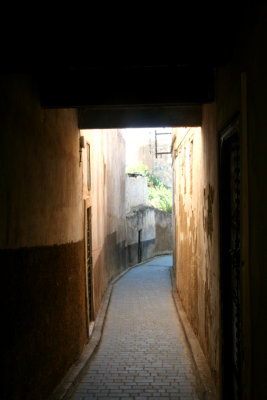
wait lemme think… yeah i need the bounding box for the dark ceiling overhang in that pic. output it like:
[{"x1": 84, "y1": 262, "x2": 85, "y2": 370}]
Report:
[
  {"x1": 39, "y1": 65, "x2": 211, "y2": 128},
  {"x1": 78, "y1": 105, "x2": 202, "y2": 129},
  {"x1": 39, "y1": 65, "x2": 214, "y2": 108},
  {"x1": 1, "y1": 2, "x2": 251, "y2": 128}
]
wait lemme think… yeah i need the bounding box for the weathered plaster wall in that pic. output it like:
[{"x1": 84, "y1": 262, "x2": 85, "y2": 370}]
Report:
[
  {"x1": 201, "y1": 106, "x2": 220, "y2": 385},
  {"x1": 103, "y1": 129, "x2": 127, "y2": 296},
  {"x1": 125, "y1": 174, "x2": 149, "y2": 213},
  {"x1": 0, "y1": 77, "x2": 83, "y2": 249},
  {"x1": 138, "y1": 142, "x2": 173, "y2": 188},
  {"x1": 138, "y1": 142, "x2": 155, "y2": 171},
  {"x1": 172, "y1": 125, "x2": 220, "y2": 386},
  {"x1": 154, "y1": 208, "x2": 173, "y2": 255},
  {"x1": 126, "y1": 205, "x2": 173, "y2": 265},
  {"x1": 125, "y1": 170, "x2": 173, "y2": 265},
  {"x1": 126, "y1": 205, "x2": 156, "y2": 265},
  {"x1": 0, "y1": 75, "x2": 87, "y2": 400},
  {"x1": 173, "y1": 7, "x2": 267, "y2": 398},
  {"x1": 153, "y1": 154, "x2": 173, "y2": 189},
  {"x1": 82, "y1": 129, "x2": 127, "y2": 317}
]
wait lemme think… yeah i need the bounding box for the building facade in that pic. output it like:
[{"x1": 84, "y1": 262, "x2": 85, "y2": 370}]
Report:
[
  {"x1": 81, "y1": 129, "x2": 127, "y2": 330},
  {"x1": 125, "y1": 173, "x2": 173, "y2": 266},
  {"x1": 172, "y1": 127, "x2": 220, "y2": 387}
]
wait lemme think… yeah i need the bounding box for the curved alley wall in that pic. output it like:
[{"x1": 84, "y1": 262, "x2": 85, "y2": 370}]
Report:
[
  {"x1": 82, "y1": 129, "x2": 127, "y2": 317},
  {"x1": 126, "y1": 205, "x2": 173, "y2": 266},
  {"x1": 126, "y1": 205, "x2": 156, "y2": 265}
]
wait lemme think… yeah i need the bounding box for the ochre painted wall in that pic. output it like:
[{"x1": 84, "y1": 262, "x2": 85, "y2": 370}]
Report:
[
  {"x1": 0, "y1": 77, "x2": 83, "y2": 249},
  {"x1": 1, "y1": 75, "x2": 87, "y2": 400},
  {"x1": 81, "y1": 129, "x2": 127, "y2": 317},
  {"x1": 172, "y1": 125, "x2": 220, "y2": 388}
]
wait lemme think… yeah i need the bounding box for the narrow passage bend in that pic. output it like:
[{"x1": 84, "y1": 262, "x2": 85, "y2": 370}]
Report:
[{"x1": 71, "y1": 256, "x2": 200, "y2": 400}]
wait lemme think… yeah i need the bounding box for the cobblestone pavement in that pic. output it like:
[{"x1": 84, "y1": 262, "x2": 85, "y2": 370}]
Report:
[{"x1": 70, "y1": 256, "x2": 200, "y2": 400}]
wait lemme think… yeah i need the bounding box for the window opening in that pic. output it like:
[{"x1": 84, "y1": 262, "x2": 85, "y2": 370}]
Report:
[{"x1": 155, "y1": 130, "x2": 172, "y2": 158}]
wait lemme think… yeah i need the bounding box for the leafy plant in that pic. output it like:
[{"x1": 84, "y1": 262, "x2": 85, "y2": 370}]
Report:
[
  {"x1": 148, "y1": 186, "x2": 172, "y2": 213},
  {"x1": 127, "y1": 163, "x2": 172, "y2": 213},
  {"x1": 127, "y1": 163, "x2": 149, "y2": 176}
]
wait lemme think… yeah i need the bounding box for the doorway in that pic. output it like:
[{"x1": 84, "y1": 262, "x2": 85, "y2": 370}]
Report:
[
  {"x1": 138, "y1": 229, "x2": 142, "y2": 263},
  {"x1": 219, "y1": 116, "x2": 242, "y2": 399},
  {"x1": 87, "y1": 207, "x2": 94, "y2": 325}
]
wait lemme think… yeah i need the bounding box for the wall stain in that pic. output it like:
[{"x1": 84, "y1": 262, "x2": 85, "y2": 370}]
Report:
[
  {"x1": 203, "y1": 184, "x2": 215, "y2": 240},
  {"x1": 174, "y1": 128, "x2": 221, "y2": 390}
]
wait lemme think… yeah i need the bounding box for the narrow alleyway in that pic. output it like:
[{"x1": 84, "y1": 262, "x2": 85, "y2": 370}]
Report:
[{"x1": 70, "y1": 256, "x2": 200, "y2": 400}]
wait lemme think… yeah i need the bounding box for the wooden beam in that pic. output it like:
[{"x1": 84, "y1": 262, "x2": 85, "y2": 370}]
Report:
[{"x1": 78, "y1": 105, "x2": 202, "y2": 129}]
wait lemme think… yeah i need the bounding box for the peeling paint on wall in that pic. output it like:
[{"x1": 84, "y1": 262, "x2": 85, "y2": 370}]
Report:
[
  {"x1": 203, "y1": 184, "x2": 215, "y2": 240},
  {"x1": 172, "y1": 123, "x2": 220, "y2": 389}
]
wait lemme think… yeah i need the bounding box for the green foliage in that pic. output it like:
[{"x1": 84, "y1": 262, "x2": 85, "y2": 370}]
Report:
[
  {"x1": 127, "y1": 163, "x2": 149, "y2": 176},
  {"x1": 127, "y1": 163, "x2": 173, "y2": 213},
  {"x1": 148, "y1": 186, "x2": 173, "y2": 213},
  {"x1": 147, "y1": 174, "x2": 163, "y2": 188}
]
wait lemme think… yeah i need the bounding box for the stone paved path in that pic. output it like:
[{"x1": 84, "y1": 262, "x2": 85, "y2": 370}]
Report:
[{"x1": 71, "y1": 256, "x2": 200, "y2": 399}]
